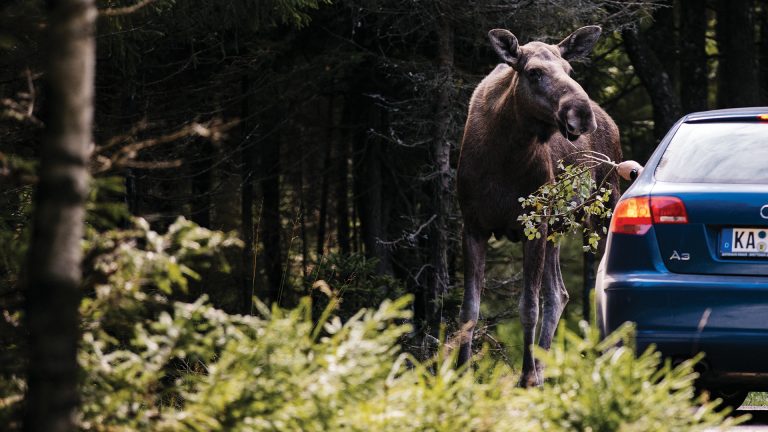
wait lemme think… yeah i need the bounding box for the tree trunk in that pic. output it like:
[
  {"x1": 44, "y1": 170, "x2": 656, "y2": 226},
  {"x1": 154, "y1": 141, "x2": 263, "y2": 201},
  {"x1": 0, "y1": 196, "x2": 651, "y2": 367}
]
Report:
[
  {"x1": 680, "y1": 0, "x2": 708, "y2": 113},
  {"x1": 351, "y1": 182, "x2": 360, "y2": 254},
  {"x1": 336, "y1": 99, "x2": 351, "y2": 256},
  {"x1": 348, "y1": 92, "x2": 364, "y2": 256},
  {"x1": 297, "y1": 114, "x2": 309, "y2": 280},
  {"x1": 24, "y1": 1, "x2": 95, "y2": 431},
  {"x1": 358, "y1": 92, "x2": 395, "y2": 277},
  {"x1": 355, "y1": 102, "x2": 392, "y2": 275},
  {"x1": 622, "y1": 26, "x2": 682, "y2": 142},
  {"x1": 427, "y1": 7, "x2": 455, "y2": 329},
  {"x1": 647, "y1": 2, "x2": 678, "y2": 91},
  {"x1": 121, "y1": 84, "x2": 140, "y2": 220},
  {"x1": 241, "y1": 76, "x2": 255, "y2": 314},
  {"x1": 316, "y1": 96, "x2": 334, "y2": 257},
  {"x1": 299, "y1": 180, "x2": 309, "y2": 279},
  {"x1": 758, "y1": 2, "x2": 768, "y2": 105},
  {"x1": 716, "y1": 0, "x2": 759, "y2": 108},
  {"x1": 260, "y1": 121, "x2": 283, "y2": 305},
  {"x1": 190, "y1": 140, "x2": 212, "y2": 228}
]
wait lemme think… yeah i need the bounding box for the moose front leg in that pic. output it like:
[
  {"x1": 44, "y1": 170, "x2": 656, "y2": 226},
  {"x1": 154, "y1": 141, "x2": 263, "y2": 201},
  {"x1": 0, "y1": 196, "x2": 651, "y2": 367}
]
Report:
[
  {"x1": 457, "y1": 228, "x2": 488, "y2": 366},
  {"x1": 519, "y1": 229, "x2": 547, "y2": 387},
  {"x1": 539, "y1": 241, "x2": 568, "y2": 353}
]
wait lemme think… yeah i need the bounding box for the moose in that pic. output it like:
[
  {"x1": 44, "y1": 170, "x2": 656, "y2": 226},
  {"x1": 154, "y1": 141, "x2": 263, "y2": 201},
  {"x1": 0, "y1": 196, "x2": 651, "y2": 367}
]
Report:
[{"x1": 456, "y1": 26, "x2": 621, "y2": 387}]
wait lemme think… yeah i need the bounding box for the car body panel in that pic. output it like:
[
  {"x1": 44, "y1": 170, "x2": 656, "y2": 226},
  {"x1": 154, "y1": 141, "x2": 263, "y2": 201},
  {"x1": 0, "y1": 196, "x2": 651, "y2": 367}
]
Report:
[
  {"x1": 596, "y1": 107, "x2": 768, "y2": 391},
  {"x1": 651, "y1": 182, "x2": 768, "y2": 276}
]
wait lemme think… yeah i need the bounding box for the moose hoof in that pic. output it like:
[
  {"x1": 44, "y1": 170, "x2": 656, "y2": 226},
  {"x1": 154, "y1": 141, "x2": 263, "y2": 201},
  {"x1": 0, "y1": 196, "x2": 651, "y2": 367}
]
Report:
[{"x1": 518, "y1": 370, "x2": 543, "y2": 388}]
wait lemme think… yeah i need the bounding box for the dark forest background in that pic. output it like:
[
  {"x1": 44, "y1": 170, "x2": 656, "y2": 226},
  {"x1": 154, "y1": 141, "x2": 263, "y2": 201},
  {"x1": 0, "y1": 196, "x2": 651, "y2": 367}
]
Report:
[{"x1": 1, "y1": 1, "x2": 768, "y2": 426}]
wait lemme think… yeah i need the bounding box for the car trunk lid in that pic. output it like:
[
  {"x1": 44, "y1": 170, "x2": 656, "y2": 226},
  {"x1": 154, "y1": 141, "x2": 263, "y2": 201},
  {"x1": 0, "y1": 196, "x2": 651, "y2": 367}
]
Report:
[{"x1": 651, "y1": 182, "x2": 768, "y2": 276}]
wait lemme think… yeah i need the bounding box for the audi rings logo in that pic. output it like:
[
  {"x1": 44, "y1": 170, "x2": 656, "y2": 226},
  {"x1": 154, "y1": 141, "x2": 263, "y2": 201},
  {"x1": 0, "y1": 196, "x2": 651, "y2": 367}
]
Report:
[{"x1": 761, "y1": 205, "x2": 768, "y2": 220}]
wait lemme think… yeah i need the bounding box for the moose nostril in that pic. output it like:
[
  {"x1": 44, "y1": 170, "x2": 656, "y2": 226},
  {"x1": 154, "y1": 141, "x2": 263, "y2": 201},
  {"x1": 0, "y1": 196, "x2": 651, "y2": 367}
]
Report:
[
  {"x1": 567, "y1": 122, "x2": 578, "y2": 132},
  {"x1": 580, "y1": 126, "x2": 588, "y2": 134}
]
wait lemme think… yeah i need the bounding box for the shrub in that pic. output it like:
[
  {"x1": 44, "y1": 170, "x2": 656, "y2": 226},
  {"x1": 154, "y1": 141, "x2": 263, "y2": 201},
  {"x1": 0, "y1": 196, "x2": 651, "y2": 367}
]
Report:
[
  {"x1": 0, "y1": 219, "x2": 744, "y2": 431},
  {"x1": 76, "y1": 297, "x2": 741, "y2": 431},
  {"x1": 306, "y1": 252, "x2": 405, "y2": 322},
  {"x1": 520, "y1": 321, "x2": 743, "y2": 431}
]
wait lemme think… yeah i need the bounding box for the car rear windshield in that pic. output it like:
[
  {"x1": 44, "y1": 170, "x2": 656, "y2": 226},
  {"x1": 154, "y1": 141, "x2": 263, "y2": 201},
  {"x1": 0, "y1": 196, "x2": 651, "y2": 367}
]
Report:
[{"x1": 655, "y1": 122, "x2": 768, "y2": 184}]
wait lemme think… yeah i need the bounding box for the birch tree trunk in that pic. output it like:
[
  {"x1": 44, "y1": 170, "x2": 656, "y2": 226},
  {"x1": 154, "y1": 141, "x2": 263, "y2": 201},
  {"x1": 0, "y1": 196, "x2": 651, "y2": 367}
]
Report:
[{"x1": 24, "y1": 0, "x2": 96, "y2": 430}]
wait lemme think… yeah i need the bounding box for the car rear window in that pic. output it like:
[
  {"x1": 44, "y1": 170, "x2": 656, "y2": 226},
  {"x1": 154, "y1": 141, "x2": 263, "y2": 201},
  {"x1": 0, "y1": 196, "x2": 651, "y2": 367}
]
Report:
[{"x1": 655, "y1": 122, "x2": 768, "y2": 184}]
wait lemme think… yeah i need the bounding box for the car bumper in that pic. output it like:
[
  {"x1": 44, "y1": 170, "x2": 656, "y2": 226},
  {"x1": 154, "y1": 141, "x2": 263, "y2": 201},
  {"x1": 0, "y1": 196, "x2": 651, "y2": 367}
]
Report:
[{"x1": 597, "y1": 271, "x2": 768, "y2": 386}]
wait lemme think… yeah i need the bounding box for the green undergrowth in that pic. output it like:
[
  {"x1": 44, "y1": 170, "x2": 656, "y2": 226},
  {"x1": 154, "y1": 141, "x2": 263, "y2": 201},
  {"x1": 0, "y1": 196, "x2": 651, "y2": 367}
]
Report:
[{"x1": 0, "y1": 219, "x2": 746, "y2": 431}]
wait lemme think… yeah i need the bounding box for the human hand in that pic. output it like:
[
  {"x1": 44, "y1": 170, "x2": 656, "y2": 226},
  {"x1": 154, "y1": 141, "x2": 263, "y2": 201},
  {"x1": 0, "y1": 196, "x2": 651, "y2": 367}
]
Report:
[{"x1": 617, "y1": 160, "x2": 644, "y2": 181}]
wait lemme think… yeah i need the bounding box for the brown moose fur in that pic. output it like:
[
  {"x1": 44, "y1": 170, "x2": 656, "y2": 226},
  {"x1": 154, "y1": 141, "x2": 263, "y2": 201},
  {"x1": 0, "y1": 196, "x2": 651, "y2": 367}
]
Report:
[{"x1": 456, "y1": 26, "x2": 621, "y2": 387}]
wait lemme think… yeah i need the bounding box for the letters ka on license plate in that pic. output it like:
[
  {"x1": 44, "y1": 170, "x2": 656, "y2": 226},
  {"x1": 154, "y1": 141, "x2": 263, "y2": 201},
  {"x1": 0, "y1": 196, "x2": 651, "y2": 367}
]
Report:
[{"x1": 721, "y1": 228, "x2": 768, "y2": 258}]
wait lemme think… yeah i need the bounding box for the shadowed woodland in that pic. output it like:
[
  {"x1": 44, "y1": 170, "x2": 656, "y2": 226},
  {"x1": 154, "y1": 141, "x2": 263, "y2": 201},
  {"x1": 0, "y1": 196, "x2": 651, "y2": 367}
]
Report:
[{"x1": 1, "y1": 0, "x2": 768, "y2": 430}]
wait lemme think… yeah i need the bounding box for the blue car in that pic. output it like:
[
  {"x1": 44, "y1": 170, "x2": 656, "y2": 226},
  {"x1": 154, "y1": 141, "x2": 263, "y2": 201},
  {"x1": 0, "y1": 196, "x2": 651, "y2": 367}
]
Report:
[{"x1": 595, "y1": 107, "x2": 768, "y2": 409}]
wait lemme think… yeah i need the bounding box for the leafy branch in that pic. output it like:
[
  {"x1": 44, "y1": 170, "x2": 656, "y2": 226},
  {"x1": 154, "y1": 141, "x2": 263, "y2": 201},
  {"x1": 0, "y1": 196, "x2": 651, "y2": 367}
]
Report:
[{"x1": 517, "y1": 151, "x2": 618, "y2": 251}]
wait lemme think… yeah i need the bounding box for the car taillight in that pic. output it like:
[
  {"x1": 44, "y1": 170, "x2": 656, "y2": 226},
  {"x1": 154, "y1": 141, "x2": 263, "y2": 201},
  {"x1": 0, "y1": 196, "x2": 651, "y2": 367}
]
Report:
[
  {"x1": 759, "y1": 114, "x2": 768, "y2": 121},
  {"x1": 610, "y1": 196, "x2": 688, "y2": 235},
  {"x1": 610, "y1": 197, "x2": 652, "y2": 235},
  {"x1": 650, "y1": 196, "x2": 688, "y2": 224}
]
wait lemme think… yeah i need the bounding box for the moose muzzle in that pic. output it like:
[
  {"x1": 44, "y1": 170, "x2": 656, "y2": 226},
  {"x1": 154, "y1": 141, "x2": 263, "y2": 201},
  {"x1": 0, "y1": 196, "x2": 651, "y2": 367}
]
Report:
[{"x1": 557, "y1": 98, "x2": 597, "y2": 139}]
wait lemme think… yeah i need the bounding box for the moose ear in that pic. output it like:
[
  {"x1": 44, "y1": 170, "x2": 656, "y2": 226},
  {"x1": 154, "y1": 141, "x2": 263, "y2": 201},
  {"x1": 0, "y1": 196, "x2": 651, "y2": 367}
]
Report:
[
  {"x1": 489, "y1": 29, "x2": 521, "y2": 67},
  {"x1": 558, "y1": 25, "x2": 601, "y2": 60}
]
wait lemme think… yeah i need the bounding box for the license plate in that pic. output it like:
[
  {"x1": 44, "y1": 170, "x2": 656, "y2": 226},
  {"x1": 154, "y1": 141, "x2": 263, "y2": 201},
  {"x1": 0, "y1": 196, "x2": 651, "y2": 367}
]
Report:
[{"x1": 721, "y1": 228, "x2": 768, "y2": 258}]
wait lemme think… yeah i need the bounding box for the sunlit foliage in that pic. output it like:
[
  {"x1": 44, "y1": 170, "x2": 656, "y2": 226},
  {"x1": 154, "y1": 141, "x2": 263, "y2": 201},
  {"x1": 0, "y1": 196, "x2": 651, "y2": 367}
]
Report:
[{"x1": 0, "y1": 219, "x2": 741, "y2": 431}]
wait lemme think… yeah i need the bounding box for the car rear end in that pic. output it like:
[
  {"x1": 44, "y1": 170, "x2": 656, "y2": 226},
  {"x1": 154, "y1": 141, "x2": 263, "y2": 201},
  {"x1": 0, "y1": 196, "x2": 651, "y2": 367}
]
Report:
[{"x1": 596, "y1": 108, "x2": 768, "y2": 392}]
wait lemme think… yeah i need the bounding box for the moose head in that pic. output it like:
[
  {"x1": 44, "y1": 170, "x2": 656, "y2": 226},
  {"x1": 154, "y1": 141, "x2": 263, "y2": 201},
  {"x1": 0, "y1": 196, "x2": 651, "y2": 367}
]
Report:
[{"x1": 488, "y1": 26, "x2": 602, "y2": 140}]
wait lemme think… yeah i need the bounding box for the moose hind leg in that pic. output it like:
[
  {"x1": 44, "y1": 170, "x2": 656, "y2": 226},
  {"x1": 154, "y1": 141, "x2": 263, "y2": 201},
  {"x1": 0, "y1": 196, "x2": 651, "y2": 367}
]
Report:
[
  {"x1": 519, "y1": 234, "x2": 546, "y2": 387},
  {"x1": 457, "y1": 228, "x2": 488, "y2": 366}
]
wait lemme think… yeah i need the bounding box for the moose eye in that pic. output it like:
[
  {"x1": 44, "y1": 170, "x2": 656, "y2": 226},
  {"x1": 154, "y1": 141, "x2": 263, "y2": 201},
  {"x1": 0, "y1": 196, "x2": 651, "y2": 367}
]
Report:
[{"x1": 527, "y1": 69, "x2": 543, "y2": 82}]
